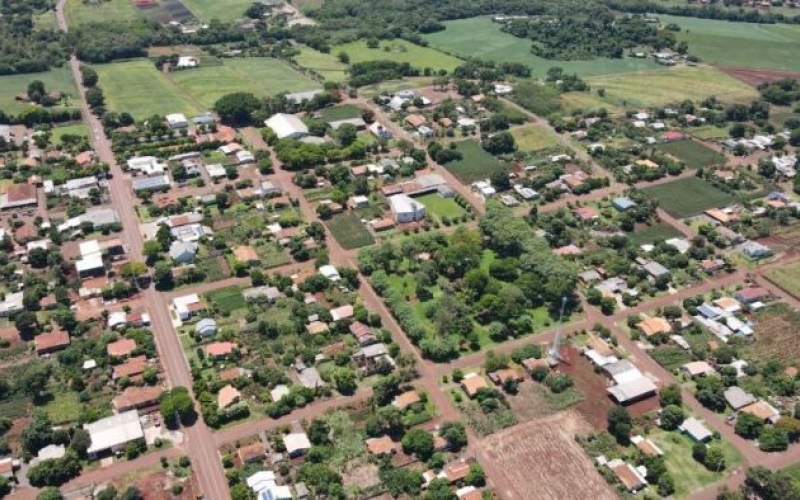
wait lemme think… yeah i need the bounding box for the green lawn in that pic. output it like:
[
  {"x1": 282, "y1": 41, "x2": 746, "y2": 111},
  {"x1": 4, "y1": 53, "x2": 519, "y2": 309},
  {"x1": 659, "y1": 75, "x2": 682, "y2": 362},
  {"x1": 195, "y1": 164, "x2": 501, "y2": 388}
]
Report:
[
  {"x1": 170, "y1": 58, "x2": 320, "y2": 109},
  {"x1": 649, "y1": 430, "x2": 742, "y2": 498},
  {"x1": 643, "y1": 177, "x2": 735, "y2": 217},
  {"x1": 51, "y1": 123, "x2": 89, "y2": 144},
  {"x1": 326, "y1": 212, "x2": 375, "y2": 250},
  {"x1": 415, "y1": 193, "x2": 465, "y2": 221},
  {"x1": 333, "y1": 39, "x2": 464, "y2": 73},
  {"x1": 424, "y1": 17, "x2": 660, "y2": 78},
  {"x1": 93, "y1": 59, "x2": 201, "y2": 119},
  {"x1": 180, "y1": 0, "x2": 254, "y2": 22},
  {"x1": 65, "y1": 0, "x2": 142, "y2": 27},
  {"x1": 443, "y1": 140, "x2": 509, "y2": 184},
  {"x1": 0, "y1": 67, "x2": 79, "y2": 114},
  {"x1": 317, "y1": 104, "x2": 362, "y2": 122},
  {"x1": 662, "y1": 14, "x2": 800, "y2": 71},
  {"x1": 44, "y1": 391, "x2": 82, "y2": 425},
  {"x1": 207, "y1": 287, "x2": 246, "y2": 315},
  {"x1": 627, "y1": 223, "x2": 683, "y2": 246},
  {"x1": 294, "y1": 46, "x2": 348, "y2": 82},
  {"x1": 689, "y1": 125, "x2": 731, "y2": 141},
  {"x1": 511, "y1": 124, "x2": 561, "y2": 152},
  {"x1": 657, "y1": 140, "x2": 726, "y2": 169}
]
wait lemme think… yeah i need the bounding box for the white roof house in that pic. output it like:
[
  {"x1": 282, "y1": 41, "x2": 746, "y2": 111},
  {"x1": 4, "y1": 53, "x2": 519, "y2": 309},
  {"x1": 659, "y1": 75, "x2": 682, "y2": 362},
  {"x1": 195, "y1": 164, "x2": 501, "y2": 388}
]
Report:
[
  {"x1": 195, "y1": 318, "x2": 217, "y2": 338},
  {"x1": 172, "y1": 293, "x2": 201, "y2": 321},
  {"x1": 107, "y1": 311, "x2": 128, "y2": 330},
  {"x1": 166, "y1": 113, "x2": 189, "y2": 129},
  {"x1": 176, "y1": 56, "x2": 199, "y2": 68},
  {"x1": 76, "y1": 253, "x2": 105, "y2": 277},
  {"x1": 127, "y1": 156, "x2": 166, "y2": 175},
  {"x1": 271, "y1": 384, "x2": 290, "y2": 402},
  {"x1": 388, "y1": 194, "x2": 425, "y2": 224},
  {"x1": 680, "y1": 417, "x2": 712, "y2": 442},
  {"x1": 264, "y1": 113, "x2": 309, "y2": 140},
  {"x1": 607, "y1": 377, "x2": 657, "y2": 404},
  {"x1": 318, "y1": 265, "x2": 340, "y2": 281},
  {"x1": 206, "y1": 164, "x2": 227, "y2": 179},
  {"x1": 84, "y1": 410, "x2": 144, "y2": 455},
  {"x1": 0, "y1": 292, "x2": 24, "y2": 316},
  {"x1": 283, "y1": 432, "x2": 312, "y2": 457},
  {"x1": 246, "y1": 471, "x2": 292, "y2": 500}
]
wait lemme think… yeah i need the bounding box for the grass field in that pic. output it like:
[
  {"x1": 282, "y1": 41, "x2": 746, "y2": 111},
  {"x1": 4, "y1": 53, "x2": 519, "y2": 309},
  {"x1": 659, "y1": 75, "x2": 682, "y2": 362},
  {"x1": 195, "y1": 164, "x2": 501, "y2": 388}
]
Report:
[
  {"x1": 317, "y1": 105, "x2": 362, "y2": 122},
  {"x1": 560, "y1": 92, "x2": 624, "y2": 115},
  {"x1": 180, "y1": 0, "x2": 254, "y2": 22},
  {"x1": 44, "y1": 391, "x2": 82, "y2": 425},
  {"x1": 444, "y1": 140, "x2": 509, "y2": 184},
  {"x1": 511, "y1": 124, "x2": 561, "y2": 152},
  {"x1": 662, "y1": 14, "x2": 800, "y2": 72},
  {"x1": 170, "y1": 58, "x2": 319, "y2": 109},
  {"x1": 51, "y1": 123, "x2": 89, "y2": 144},
  {"x1": 627, "y1": 223, "x2": 683, "y2": 246},
  {"x1": 689, "y1": 125, "x2": 731, "y2": 140},
  {"x1": 0, "y1": 67, "x2": 79, "y2": 114},
  {"x1": 294, "y1": 46, "x2": 348, "y2": 82},
  {"x1": 94, "y1": 60, "x2": 201, "y2": 118},
  {"x1": 65, "y1": 0, "x2": 142, "y2": 27},
  {"x1": 583, "y1": 66, "x2": 759, "y2": 109},
  {"x1": 33, "y1": 10, "x2": 58, "y2": 31},
  {"x1": 358, "y1": 78, "x2": 435, "y2": 98},
  {"x1": 644, "y1": 177, "x2": 735, "y2": 217},
  {"x1": 765, "y1": 262, "x2": 800, "y2": 300},
  {"x1": 333, "y1": 39, "x2": 463, "y2": 73},
  {"x1": 414, "y1": 193, "x2": 465, "y2": 221},
  {"x1": 425, "y1": 17, "x2": 659, "y2": 78},
  {"x1": 657, "y1": 140, "x2": 726, "y2": 169},
  {"x1": 207, "y1": 287, "x2": 246, "y2": 315},
  {"x1": 326, "y1": 212, "x2": 375, "y2": 250}
]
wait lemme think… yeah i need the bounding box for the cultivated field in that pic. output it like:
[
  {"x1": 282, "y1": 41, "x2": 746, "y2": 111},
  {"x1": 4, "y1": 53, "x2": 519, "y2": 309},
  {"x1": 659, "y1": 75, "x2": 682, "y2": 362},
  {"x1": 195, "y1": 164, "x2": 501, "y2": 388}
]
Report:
[
  {"x1": 444, "y1": 140, "x2": 508, "y2": 184},
  {"x1": 94, "y1": 60, "x2": 201, "y2": 118},
  {"x1": 181, "y1": 0, "x2": 254, "y2": 22},
  {"x1": 747, "y1": 303, "x2": 800, "y2": 364},
  {"x1": 425, "y1": 17, "x2": 660, "y2": 78},
  {"x1": 511, "y1": 124, "x2": 561, "y2": 152},
  {"x1": 0, "y1": 67, "x2": 79, "y2": 114},
  {"x1": 481, "y1": 411, "x2": 617, "y2": 500},
  {"x1": 65, "y1": 0, "x2": 142, "y2": 27},
  {"x1": 627, "y1": 223, "x2": 683, "y2": 246},
  {"x1": 643, "y1": 177, "x2": 735, "y2": 217},
  {"x1": 332, "y1": 39, "x2": 463, "y2": 73},
  {"x1": 584, "y1": 66, "x2": 759, "y2": 109},
  {"x1": 294, "y1": 46, "x2": 348, "y2": 82},
  {"x1": 206, "y1": 287, "x2": 246, "y2": 315},
  {"x1": 662, "y1": 14, "x2": 800, "y2": 72},
  {"x1": 657, "y1": 140, "x2": 726, "y2": 169},
  {"x1": 326, "y1": 212, "x2": 375, "y2": 250}
]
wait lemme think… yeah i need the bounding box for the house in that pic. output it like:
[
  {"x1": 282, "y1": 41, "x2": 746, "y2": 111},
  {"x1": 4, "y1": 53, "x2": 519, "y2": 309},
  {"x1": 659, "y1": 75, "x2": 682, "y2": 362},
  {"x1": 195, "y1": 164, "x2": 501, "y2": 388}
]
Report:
[
  {"x1": 166, "y1": 113, "x2": 189, "y2": 129},
  {"x1": 607, "y1": 377, "x2": 657, "y2": 405},
  {"x1": 296, "y1": 366, "x2": 324, "y2": 389},
  {"x1": 353, "y1": 343, "x2": 394, "y2": 375},
  {"x1": 84, "y1": 410, "x2": 145, "y2": 457},
  {"x1": 195, "y1": 318, "x2": 217, "y2": 338},
  {"x1": 330, "y1": 305, "x2": 353, "y2": 322},
  {"x1": 522, "y1": 357, "x2": 550, "y2": 375},
  {"x1": 488, "y1": 368, "x2": 523, "y2": 386},
  {"x1": 349, "y1": 195, "x2": 369, "y2": 209},
  {"x1": 460, "y1": 373, "x2": 489, "y2": 398},
  {"x1": 701, "y1": 259, "x2": 726, "y2": 273},
  {"x1": 113, "y1": 355, "x2": 147, "y2": 380},
  {"x1": 112, "y1": 386, "x2": 163, "y2": 414},
  {"x1": 176, "y1": 56, "x2": 198, "y2": 68},
  {"x1": 392, "y1": 390, "x2": 421, "y2": 410},
  {"x1": 442, "y1": 460, "x2": 471, "y2": 483},
  {"x1": 631, "y1": 435, "x2": 663, "y2": 456},
  {"x1": 270, "y1": 385, "x2": 290, "y2": 402},
  {"x1": 662, "y1": 131, "x2": 685, "y2": 142},
  {"x1": 638, "y1": 317, "x2": 672, "y2": 338},
  {"x1": 318, "y1": 264, "x2": 340, "y2": 281},
  {"x1": 0, "y1": 292, "x2": 24, "y2": 317},
  {"x1": 238, "y1": 443, "x2": 264, "y2": 464},
  {"x1": 169, "y1": 240, "x2": 198, "y2": 263},
  {"x1": 681, "y1": 360, "x2": 716, "y2": 378},
  {"x1": 405, "y1": 114, "x2": 427, "y2": 129},
  {"x1": 612, "y1": 197, "x2": 637, "y2": 211},
  {"x1": 740, "y1": 400, "x2": 781, "y2": 424},
  {"x1": 365, "y1": 435, "x2": 396, "y2": 456},
  {"x1": 264, "y1": 113, "x2": 309, "y2": 140},
  {"x1": 132, "y1": 175, "x2": 171, "y2": 192},
  {"x1": 574, "y1": 206, "x2": 599, "y2": 222},
  {"x1": 205, "y1": 341, "x2": 236, "y2": 358},
  {"x1": 741, "y1": 241, "x2": 772, "y2": 260},
  {"x1": 285, "y1": 89, "x2": 322, "y2": 104},
  {"x1": 34, "y1": 331, "x2": 71, "y2": 355},
  {"x1": 389, "y1": 194, "x2": 425, "y2": 223},
  {"x1": 679, "y1": 417, "x2": 712, "y2": 442},
  {"x1": 217, "y1": 384, "x2": 242, "y2": 409},
  {"x1": 349, "y1": 321, "x2": 376, "y2": 346},
  {"x1": 283, "y1": 432, "x2": 311, "y2": 458},
  {"x1": 172, "y1": 294, "x2": 205, "y2": 320},
  {"x1": 107, "y1": 338, "x2": 137, "y2": 358},
  {"x1": 0, "y1": 183, "x2": 37, "y2": 210},
  {"x1": 724, "y1": 386, "x2": 755, "y2": 411},
  {"x1": 666, "y1": 237, "x2": 691, "y2": 255},
  {"x1": 305, "y1": 321, "x2": 329, "y2": 335},
  {"x1": 714, "y1": 297, "x2": 741, "y2": 313},
  {"x1": 607, "y1": 459, "x2": 647, "y2": 492},
  {"x1": 127, "y1": 156, "x2": 166, "y2": 175},
  {"x1": 236, "y1": 150, "x2": 255, "y2": 164},
  {"x1": 735, "y1": 287, "x2": 768, "y2": 304},
  {"x1": 233, "y1": 245, "x2": 259, "y2": 264},
  {"x1": 328, "y1": 117, "x2": 367, "y2": 130},
  {"x1": 247, "y1": 471, "x2": 292, "y2": 500},
  {"x1": 643, "y1": 260, "x2": 670, "y2": 279},
  {"x1": 368, "y1": 121, "x2": 393, "y2": 140},
  {"x1": 553, "y1": 244, "x2": 581, "y2": 256}
]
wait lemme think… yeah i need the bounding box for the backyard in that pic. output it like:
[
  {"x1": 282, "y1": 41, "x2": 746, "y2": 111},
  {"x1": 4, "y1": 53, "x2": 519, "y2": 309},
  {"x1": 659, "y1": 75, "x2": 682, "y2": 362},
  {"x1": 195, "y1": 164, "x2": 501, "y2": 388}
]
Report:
[
  {"x1": 511, "y1": 124, "x2": 561, "y2": 152},
  {"x1": 332, "y1": 39, "x2": 464, "y2": 73},
  {"x1": 657, "y1": 140, "x2": 726, "y2": 169},
  {"x1": 326, "y1": 212, "x2": 376, "y2": 250},
  {"x1": 51, "y1": 123, "x2": 89, "y2": 144},
  {"x1": 643, "y1": 177, "x2": 735, "y2": 218},
  {"x1": 443, "y1": 140, "x2": 509, "y2": 184},
  {"x1": 317, "y1": 105, "x2": 363, "y2": 122}
]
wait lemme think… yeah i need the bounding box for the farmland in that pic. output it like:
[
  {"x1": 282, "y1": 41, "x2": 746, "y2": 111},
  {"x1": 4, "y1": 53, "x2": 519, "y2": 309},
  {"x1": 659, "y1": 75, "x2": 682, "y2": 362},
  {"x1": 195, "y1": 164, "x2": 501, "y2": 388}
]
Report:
[
  {"x1": 65, "y1": 0, "x2": 141, "y2": 27},
  {"x1": 643, "y1": 177, "x2": 735, "y2": 218},
  {"x1": 746, "y1": 304, "x2": 800, "y2": 364},
  {"x1": 181, "y1": 0, "x2": 254, "y2": 22},
  {"x1": 443, "y1": 140, "x2": 509, "y2": 184},
  {"x1": 424, "y1": 17, "x2": 660, "y2": 78},
  {"x1": 93, "y1": 60, "x2": 201, "y2": 119},
  {"x1": 326, "y1": 212, "x2": 375, "y2": 250},
  {"x1": 332, "y1": 39, "x2": 464, "y2": 73},
  {"x1": 626, "y1": 223, "x2": 683, "y2": 246},
  {"x1": 661, "y1": 15, "x2": 800, "y2": 72},
  {"x1": 481, "y1": 411, "x2": 617, "y2": 500},
  {"x1": 0, "y1": 67, "x2": 79, "y2": 114},
  {"x1": 294, "y1": 47, "x2": 348, "y2": 82},
  {"x1": 657, "y1": 140, "x2": 726, "y2": 169},
  {"x1": 206, "y1": 287, "x2": 246, "y2": 315},
  {"x1": 511, "y1": 124, "x2": 561, "y2": 152},
  {"x1": 316, "y1": 104, "x2": 362, "y2": 122}
]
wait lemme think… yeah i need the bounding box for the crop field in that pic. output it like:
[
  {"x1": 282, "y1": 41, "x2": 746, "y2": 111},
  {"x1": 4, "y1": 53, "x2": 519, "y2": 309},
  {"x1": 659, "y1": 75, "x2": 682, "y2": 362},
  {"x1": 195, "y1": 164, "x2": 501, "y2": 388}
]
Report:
[
  {"x1": 627, "y1": 223, "x2": 683, "y2": 246},
  {"x1": 317, "y1": 104, "x2": 362, "y2": 122},
  {"x1": 207, "y1": 287, "x2": 246, "y2": 315},
  {"x1": 585, "y1": 66, "x2": 759, "y2": 109},
  {"x1": 332, "y1": 39, "x2": 464, "y2": 73},
  {"x1": 326, "y1": 212, "x2": 375, "y2": 250},
  {"x1": 746, "y1": 303, "x2": 800, "y2": 363},
  {"x1": 481, "y1": 411, "x2": 617, "y2": 500},
  {"x1": 65, "y1": 0, "x2": 142, "y2": 27},
  {"x1": 94, "y1": 60, "x2": 201, "y2": 118},
  {"x1": 661, "y1": 15, "x2": 800, "y2": 72},
  {"x1": 444, "y1": 140, "x2": 509, "y2": 184},
  {"x1": 0, "y1": 67, "x2": 79, "y2": 114},
  {"x1": 294, "y1": 46, "x2": 348, "y2": 82},
  {"x1": 170, "y1": 58, "x2": 319, "y2": 109},
  {"x1": 657, "y1": 140, "x2": 726, "y2": 169},
  {"x1": 425, "y1": 17, "x2": 659, "y2": 78},
  {"x1": 414, "y1": 193, "x2": 465, "y2": 221},
  {"x1": 181, "y1": 0, "x2": 254, "y2": 22},
  {"x1": 511, "y1": 124, "x2": 561, "y2": 152},
  {"x1": 643, "y1": 177, "x2": 735, "y2": 217}
]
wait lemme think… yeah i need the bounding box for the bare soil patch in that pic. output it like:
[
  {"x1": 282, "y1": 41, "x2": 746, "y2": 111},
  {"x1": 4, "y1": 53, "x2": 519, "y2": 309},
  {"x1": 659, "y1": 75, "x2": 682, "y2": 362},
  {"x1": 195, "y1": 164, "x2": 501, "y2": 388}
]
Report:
[
  {"x1": 481, "y1": 411, "x2": 617, "y2": 500},
  {"x1": 506, "y1": 380, "x2": 560, "y2": 421},
  {"x1": 342, "y1": 460, "x2": 381, "y2": 491},
  {"x1": 721, "y1": 67, "x2": 800, "y2": 87}
]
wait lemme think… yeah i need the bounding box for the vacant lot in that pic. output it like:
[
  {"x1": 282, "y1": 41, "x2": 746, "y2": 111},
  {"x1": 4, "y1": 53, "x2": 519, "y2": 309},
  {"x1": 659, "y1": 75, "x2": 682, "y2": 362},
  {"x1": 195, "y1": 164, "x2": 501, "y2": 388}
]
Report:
[
  {"x1": 627, "y1": 223, "x2": 683, "y2": 246},
  {"x1": 94, "y1": 60, "x2": 201, "y2": 118},
  {"x1": 294, "y1": 46, "x2": 348, "y2": 82},
  {"x1": 207, "y1": 287, "x2": 246, "y2": 315},
  {"x1": 317, "y1": 104, "x2": 362, "y2": 122},
  {"x1": 326, "y1": 212, "x2": 375, "y2": 250},
  {"x1": 583, "y1": 66, "x2": 759, "y2": 109},
  {"x1": 746, "y1": 303, "x2": 800, "y2": 364},
  {"x1": 444, "y1": 140, "x2": 508, "y2": 184},
  {"x1": 511, "y1": 124, "x2": 561, "y2": 152},
  {"x1": 689, "y1": 125, "x2": 731, "y2": 140},
  {"x1": 65, "y1": 0, "x2": 141, "y2": 27},
  {"x1": 0, "y1": 67, "x2": 78, "y2": 114},
  {"x1": 662, "y1": 14, "x2": 800, "y2": 72},
  {"x1": 658, "y1": 140, "x2": 726, "y2": 169},
  {"x1": 481, "y1": 411, "x2": 617, "y2": 500},
  {"x1": 425, "y1": 17, "x2": 658, "y2": 78},
  {"x1": 52, "y1": 123, "x2": 89, "y2": 144},
  {"x1": 644, "y1": 177, "x2": 735, "y2": 217},
  {"x1": 415, "y1": 193, "x2": 465, "y2": 221},
  {"x1": 181, "y1": 0, "x2": 254, "y2": 22},
  {"x1": 333, "y1": 39, "x2": 463, "y2": 73}
]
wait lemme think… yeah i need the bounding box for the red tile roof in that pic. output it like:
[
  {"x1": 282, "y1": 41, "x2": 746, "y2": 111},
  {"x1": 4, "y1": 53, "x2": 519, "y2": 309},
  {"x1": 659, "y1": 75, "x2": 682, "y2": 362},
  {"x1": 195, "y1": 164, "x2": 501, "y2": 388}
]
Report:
[
  {"x1": 107, "y1": 338, "x2": 137, "y2": 357},
  {"x1": 34, "y1": 331, "x2": 70, "y2": 354}
]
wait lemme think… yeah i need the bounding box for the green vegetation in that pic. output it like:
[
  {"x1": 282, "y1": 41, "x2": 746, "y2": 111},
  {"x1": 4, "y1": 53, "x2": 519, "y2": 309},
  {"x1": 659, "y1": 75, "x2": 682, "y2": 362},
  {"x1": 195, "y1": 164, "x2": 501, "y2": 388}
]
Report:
[
  {"x1": 326, "y1": 212, "x2": 375, "y2": 250},
  {"x1": 511, "y1": 124, "x2": 561, "y2": 152},
  {"x1": 332, "y1": 39, "x2": 463, "y2": 73},
  {"x1": 294, "y1": 46, "x2": 348, "y2": 82},
  {"x1": 51, "y1": 123, "x2": 89, "y2": 145},
  {"x1": 657, "y1": 140, "x2": 726, "y2": 169},
  {"x1": 424, "y1": 17, "x2": 659, "y2": 78},
  {"x1": 626, "y1": 223, "x2": 683, "y2": 246},
  {"x1": 415, "y1": 193, "x2": 465, "y2": 221},
  {"x1": 644, "y1": 177, "x2": 735, "y2": 217},
  {"x1": 689, "y1": 125, "x2": 731, "y2": 140},
  {"x1": 443, "y1": 140, "x2": 508, "y2": 184},
  {"x1": 93, "y1": 60, "x2": 201, "y2": 118},
  {"x1": 43, "y1": 391, "x2": 82, "y2": 425},
  {"x1": 180, "y1": 0, "x2": 255, "y2": 22},
  {"x1": 65, "y1": 0, "x2": 142, "y2": 27},
  {"x1": 317, "y1": 105, "x2": 362, "y2": 122},
  {"x1": 207, "y1": 287, "x2": 246, "y2": 315},
  {"x1": 765, "y1": 262, "x2": 800, "y2": 300},
  {"x1": 0, "y1": 68, "x2": 78, "y2": 115}
]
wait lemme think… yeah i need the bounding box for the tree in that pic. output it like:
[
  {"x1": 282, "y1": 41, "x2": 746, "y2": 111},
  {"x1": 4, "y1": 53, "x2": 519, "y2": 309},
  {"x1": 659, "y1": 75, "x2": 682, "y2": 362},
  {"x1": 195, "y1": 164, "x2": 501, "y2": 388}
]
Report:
[
  {"x1": 735, "y1": 412, "x2": 764, "y2": 439},
  {"x1": 21, "y1": 411, "x2": 53, "y2": 455},
  {"x1": 402, "y1": 428, "x2": 435, "y2": 461},
  {"x1": 15, "y1": 310, "x2": 39, "y2": 338},
  {"x1": 69, "y1": 428, "x2": 91, "y2": 458},
  {"x1": 465, "y1": 463, "x2": 485, "y2": 486},
  {"x1": 28, "y1": 247, "x2": 49, "y2": 268},
  {"x1": 153, "y1": 262, "x2": 174, "y2": 291},
  {"x1": 743, "y1": 466, "x2": 799, "y2": 500},
  {"x1": 0, "y1": 476, "x2": 10, "y2": 497},
  {"x1": 759, "y1": 427, "x2": 789, "y2": 452},
  {"x1": 659, "y1": 383, "x2": 683, "y2": 407},
  {"x1": 36, "y1": 487, "x2": 63, "y2": 500},
  {"x1": 660, "y1": 404, "x2": 685, "y2": 431},
  {"x1": 380, "y1": 466, "x2": 423, "y2": 497},
  {"x1": 80, "y1": 66, "x2": 98, "y2": 88},
  {"x1": 85, "y1": 87, "x2": 104, "y2": 109},
  {"x1": 160, "y1": 387, "x2": 194, "y2": 427},
  {"x1": 27, "y1": 453, "x2": 82, "y2": 487},
  {"x1": 308, "y1": 419, "x2": 331, "y2": 446},
  {"x1": 332, "y1": 367, "x2": 357, "y2": 395},
  {"x1": 693, "y1": 442, "x2": 707, "y2": 464},
  {"x1": 607, "y1": 406, "x2": 632, "y2": 445},
  {"x1": 482, "y1": 131, "x2": 516, "y2": 154},
  {"x1": 657, "y1": 474, "x2": 675, "y2": 497},
  {"x1": 335, "y1": 123, "x2": 357, "y2": 147},
  {"x1": 337, "y1": 51, "x2": 350, "y2": 64},
  {"x1": 424, "y1": 478, "x2": 457, "y2": 500},
  {"x1": 18, "y1": 362, "x2": 52, "y2": 398},
  {"x1": 704, "y1": 444, "x2": 726, "y2": 471},
  {"x1": 28, "y1": 80, "x2": 46, "y2": 102},
  {"x1": 214, "y1": 92, "x2": 261, "y2": 126},
  {"x1": 439, "y1": 421, "x2": 468, "y2": 450},
  {"x1": 490, "y1": 170, "x2": 510, "y2": 191}
]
